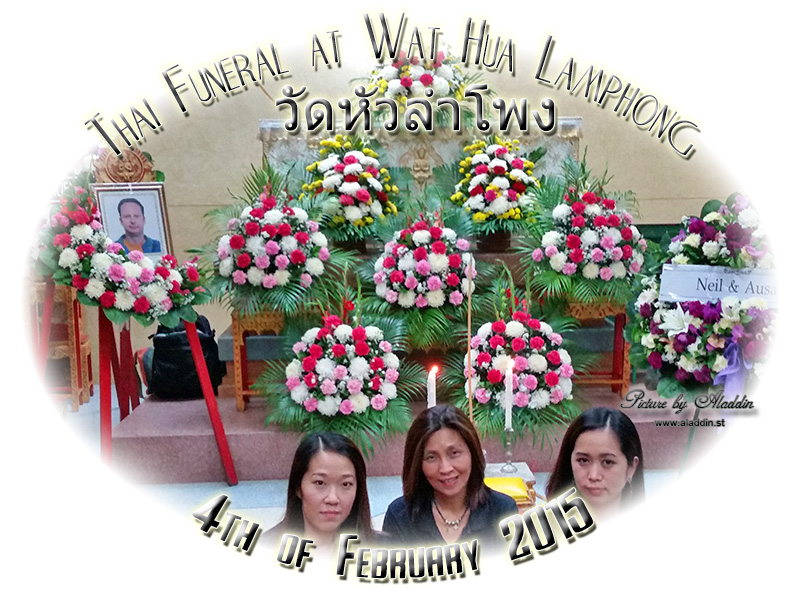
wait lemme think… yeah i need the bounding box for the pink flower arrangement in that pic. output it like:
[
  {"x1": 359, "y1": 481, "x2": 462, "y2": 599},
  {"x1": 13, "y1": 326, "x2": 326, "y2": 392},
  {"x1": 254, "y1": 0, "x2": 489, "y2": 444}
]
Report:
[
  {"x1": 215, "y1": 190, "x2": 329, "y2": 289},
  {"x1": 533, "y1": 188, "x2": 645, "y2": 281},
  {"x1": 284, "y1": 315, "x2": 401, "y2": 417},
  {"x1": 465, "y1": 311, "x2": 574, "y2": 411},
  {"x1": 373, "y1": 218, "x2": 475, "y2": 309}
]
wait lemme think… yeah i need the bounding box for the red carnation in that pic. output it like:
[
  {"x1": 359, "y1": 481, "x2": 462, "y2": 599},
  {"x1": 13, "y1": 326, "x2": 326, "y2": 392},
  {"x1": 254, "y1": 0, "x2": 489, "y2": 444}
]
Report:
[
  {"x1": 133, "y1": 296, "x2": 151, "y2": 314},
  {"x1": 593, "y1": 215, "x2": 608, "y2": 228},
  {"x1": 244, "y1": 222, "x2": 260, "y2": 236},
  {"x1": 317, "y1": 327, "x2": 330, "y2": 340},
  {"x1": 382, "y1": 256, "x2": 396, "y2": 270},
  {"x1": 370, "y1": 356, "x2": 385, "y2": 371},
  {"x1": 582, "y1": 191, "x2": 597, "y2": 204},
  {"x1": 491, "y1": 320, "x2": 507, "y2": 334},
  {"x1": 622, "y1": 245, "x2": 633, "y2": 259},
  {"x1": 511, "y1": 338, "x2": 526, "y2": 352},
  {"x1": 370, "y1": 376, "x2": 382, "y2": 391},
  {"x1": 390, "y1": 270, "x2": 405, "y2": 283},
  {"x1": 527, "y1": 318, "x2": 541, "y2": 330},
  {"x1": 75, "y1": 243, "x2": 95, "y2": 259},
  {"x1": 249, "y1": 207, "x2": 265, "y2": 219},
  {"x1": 446, "y1": 273, "x2": 460, "y2": 286},
  {"x1": 229, "y1": 235, "x2": 245, "y2": 249},
  {"x1": 53, "y1": 233, "x2": 72, "y2": 248},
  {"x1": 377, "y1": 191, "x2": 388, "y2": 202},
  {"x1": 469, "y1": 185, "x2": 484, "y2": 197},
  {"x1": 419, "y1": 73, "x2": 433, "y2": 86},
  {"x1": 413, "y1": 221, "x2": 429, "y2": 232},
  {"x1": 608, "y1": 214, "x2": 621, "y2": 227},
  {"x1": 400, "y1": 76, "x2": 413, "y2": 87},
  {"x1": 566, "y1": 234, "x2": 581, "y2": 249},
  {"x1": 302, "y1": 356, "x2": 317, "y2": 372},
  {"x1": 431, "y1": 241, "x2": 447, "y2": 255},
  {"x1": 621, "y1": 227, "x2": 633, "y2": 241},
  {"x1": 290, "y1": 250, "x2": 306, "y2": 265},
  {"x1": 262, "y1": 224, "x2": 277, "y2": 237},
  {"x1": 236, "y1": 254, "x2": 251, "y2": 268},
  {"x1": 489, "y1": 335, "x2": 505, "y2": 349},
  {"x1": 572, "y1": 216, "x2": 586, "y2": 228},
  {"x1": 413, "y1": 247, "x2": 428, "y2": 260},
  {"x1": 512, "y1": 181, "x2": 526, "y2": 193},
  {"x1": 261, "y1": 195, "x2": 277, "y2": 210},
  {"x1": 487, "y1": 369, "x2": 503, "y2": 384},
  {"x1": 72, "y1": 275, "x2": 89, "y2": 290},
  {"x1": 448, "y1": 254, "x2": 462, "y2": 268},
  {"x1": 345, "y1": 174, "x2": 359, "y2": 183},
  {"x1": 332, "y1": 343, "x2": 346, "y2": 357},
  {"x1": 546, "y1": 350, "x2": 562, "y2": 365},
  {"x1": 569, "y1": 249, "x2": 584, "y2": 263},
  {"x1": 163, "y1": 255, "x2": 178, "y2": 268},
  {"x1": 571, "y1": 202, "x2": 586, "y2": 215},
  {"x1": 323, "y1": 315, "x2": 342, "y2": 329},
  {"x1": 530, "y1": 336, "x2": 545, "y2": 350},
  {"x1": 99, "y1": 291, "x2": 116, "y2": 308},
  {"x1": 545, "y1": 371, "x2": 560, "y2": 387},
  {"x1": 295, "y1": 231, "x2": 310, "y2": 245},
  {"x1": 308, "y1": 344, "x2": 323, "y2": 359},
  {"x1": 477, "y1": 352, "x2": 491, "y2": 366},
  {"x1": 512, "y1": 310, "x2": 529, "y2": 322},
  {"x1": 493, "y1": 164, "x2": 507, "y2": 175},
  {"x1": 304, "y1": 373, "x2": 318, "y2": 388},
  {"x1": 277, "y1": 223, "x2": 292, "y2": 237},
  {"x1": 602, "y1": 198, "x2": 616, "y2": 210},
  {"x1": 355, "y1": 341, "x2": 370, "y2": 356},
  {"x1": 171, "y1": 280, "x2": 182, "y2": 294},
  {"x1": 429, "y1": 226, "x2": 442, "y2": 239},
  {"x1": 352, "y1": 326, "x2": 367, "y2": 342},
  {"x1": 186, "y1": 266, "x2": 200, "y2": 282}
]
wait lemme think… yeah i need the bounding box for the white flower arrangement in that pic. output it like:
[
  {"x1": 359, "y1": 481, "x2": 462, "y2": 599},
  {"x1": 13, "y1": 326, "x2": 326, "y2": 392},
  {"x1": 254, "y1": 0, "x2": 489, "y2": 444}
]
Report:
[{"x1": 367, "y1": 50, "x2": 466, "y2": 105}]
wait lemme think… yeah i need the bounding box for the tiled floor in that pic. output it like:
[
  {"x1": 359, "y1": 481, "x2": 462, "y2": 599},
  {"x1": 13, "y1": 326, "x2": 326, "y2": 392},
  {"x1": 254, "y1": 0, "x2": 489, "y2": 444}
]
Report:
[{"x1": 63, "y1": 388, "x2": 680, "y2": 530}]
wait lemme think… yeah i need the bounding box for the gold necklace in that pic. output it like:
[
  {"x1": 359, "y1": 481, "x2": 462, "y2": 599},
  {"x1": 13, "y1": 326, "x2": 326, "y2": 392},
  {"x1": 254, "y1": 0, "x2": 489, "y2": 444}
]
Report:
[{"x1": 433, "y1": 500, "x2": 469, "y2": 529}]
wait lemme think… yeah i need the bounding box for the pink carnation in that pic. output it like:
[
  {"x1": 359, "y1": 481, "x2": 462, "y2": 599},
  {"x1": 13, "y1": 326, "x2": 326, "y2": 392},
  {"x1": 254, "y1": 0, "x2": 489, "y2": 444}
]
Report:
[
  {"x1": 514, "y1": 356, "x2": 528, "y2": 372},
  {"x1": 415, "y1": 260, "x2": 431, "y2": 276},
  {"x1": 385, "y1": 368, "x2": 399, "y2": 383},
  {"x1": 562, "y1": 263, "x2": 577, "y2": 275},
  {"x1": 292, "y1": 341, "x2": 307, "y2": 354},
  {"x1": 551, "y1": 389, "x2": 564, "y2": 403},
  {"x1": 630, "y1": 261, "x2": 641, "y2": 273},
  {"x1": 550, "y1": 333, "x2": 563, "y2": 346},
  {"x1": 379, "y1": 341, "x2": 393, "y2": 352},
  {"x1": 265, "y1": 240, "x2": 280, "y2": 255},
  {"x1": 559, "y1": 363, "x2": 574, "y2": 378},
  {"x1": 339, "y1": 400, "x2": 354, "y2": 415},
  {"x1": 404, "y1": 275, "x2": 418, "y2": 289},
  {"x1": 255, "y1": 255, "x2": 270, "y2": 269},
  {"x1": 513, "y1": 392, "x2": 529, "y2": 408},
  {"x1": 140, "y1": 268, "x2": 154, "y2": 283},
  {"x1": 262, "y1": 275, "x2": 277, "y2": 288},
  {"x1": 456, "y1": 239, "x2": 470, "y2": 251},
  {"x1": 385, "y1": 289, "x2": 399, "y2": 303},
  {"x1": 523, "y1": 375, "x2": 538, "y2": 390},
  {"x1": 531, "y1": 248, "x2": 544, "y2": 262},
  {"x1": 300, "y1": 273, "x2": 313, "y2": 287},
  {"x1": 611, "y1": 247, "x2": 624, "y2": 261},
  {"x1": 449, "y1": 291, "x2": 464, "y2": 306},
  {"x1": 347, "y1": 379, "x2": 363, "y2": 394},
  {"x1": 318, "y1": 247, "x2": 330, "y2": 261},
  {"x1": 107, "y1": 263, "x2": 126, "y2": 282},
  {"x1": 415, "y1": 295, "x2": 428, "y2": 308},
  {"x1": 545, "y1": 245, "x2": 558, "y2": 258},
  {"x1": 232, "y1": 270, "x2": 247, "y2": 285},
  {"x1": 601, "y1": 236, "x2": 616, "y2": 250},
  {"x1": 475, "y1": 388, "x2": 490, "y2": 404},
  {"x1": 286, "y1": 377, "x2": 301, "y2": 390},
  {"x1": 303, "y1": 398, "x2": 318, "y2": 412},
  {"x1": 333, "y1": 365, "x2": 349, "y2": 380},
  {"x1": 600, "y1": 267, "x2": 614, "y2": 281},
  {"x1": 371, "y1": 394, "x2": 387, "y2": 411},
  {"x1": 275, "y1": 255, "x2": 290, "y2": 269},
  {"x1": 591, "y1": 248, "x2": 605, "y2": 262},
  {"x1": 106, "y1": 243, "x2": 123, "y2": 254}
]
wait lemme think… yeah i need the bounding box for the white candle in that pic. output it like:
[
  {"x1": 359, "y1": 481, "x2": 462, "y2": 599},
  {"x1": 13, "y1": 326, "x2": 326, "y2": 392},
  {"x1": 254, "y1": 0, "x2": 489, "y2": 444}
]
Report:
[
  {"x1": 504, "y1": 364, "x2": 514, "y2": 430},
  {"x1": 427, "y1": 366, "x2": 438, "y2": 409}
]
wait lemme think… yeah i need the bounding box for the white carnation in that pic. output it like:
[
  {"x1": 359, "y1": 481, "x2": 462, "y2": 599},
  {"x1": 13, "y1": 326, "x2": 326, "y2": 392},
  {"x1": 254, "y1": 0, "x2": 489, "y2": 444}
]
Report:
[
  {"x1": 611, "y1": 261, "x2": 627, "y2": 279},
  {"x1": 349, "y1": 357, "x2": 370, "y2": 379},
  {"x1": 246, "y1": 236, "x2": 265, "y2": 256},
  {"x1": 528, "y1": 390, "x2": 551, "y2": 409},
  {"x1": 315, "y1": 358, "x2": 336, "y2": 380},
  {"x1": 559, "y1": 378, "x2": 573, "y2": 397},
  {"x1": 219, "y1": 257, "x2": 234, "y2": 277},
  {"x1": 292, "y1": 208, "x2": 309, "y2": 222},
  {"x1": 264, "y1": 210, "x2": 284, "y2": 225},
  {"x1": 350, "y1": 393, "x2": 370, "y2": 414},
  {"x1": 322, "y1": 174, "x2": 343, "y2": 190},
  {"x1": 114, "y1": 290, "x2": 135, "y2": 311},
  {"x1": 582, "y1": 263, "x2": 599, "y2": 280},
  {"x1": 290, "y1": 383, "x2": 309, "y2": 404},
  {"x1": 436, "y1": 65, "x2": 455, "y2": 81},
  {"x1": 702, "y1": 241, "x2": 721, "y2": 259},
  {"x1": 398, "y1": 253, "x2": 416, "y2": 271},
  {"x1": 379, "y1": 65, "x2": 399, "y2": 80},
  {"x1": 311, "y1": 232, "x2": 328, "y2": 247},
  {"x1": 552, "y1": 204, "x2": 572, "y2": 220},
  {"x1": 274, "y1": 270, "x2": 291, "y2": 286},
  {"x1": 541, "y1": 231, "x2": 561, "y2": 247},
  {"x1": 738, "y1": 208, "x2": 759, "y2": 229},
  {"x1": 90, "y1": 252, "x2": 114, "y2": 274},
  {"x1": 488, "y1": 197, "x2": 510, "y2": 215},
  {"x1": 549, "y1": 252, "x2": 567, "y2": 272},
  {"x1": 280, "y1": 236, "x2": 298, "y2": 254},
  {"x1": 384, "y1": 353, "x2": 400, "y2": 369},
  {"x1": 528, "y1": 354, "x2": 548, "y2": 373},
  {"x1": 344, "y1": 206, "x2": 363, "y2": 222},
  {"x1": 286, "y1": 360, "x2": 302, "y2": 379},
  {"x1": 365, "y1": 326, "x2": 383, "y2": 341},
  {"x1": 412, "y1": 230, "x2": 431, "y2": 245},
  {"x1": 58, "y1": 248, "x2": 79, "y2": 269},
  {"x1": 143, "y1": 284, "x2": 168, "y2": 306},
  {"x1": 492, "y1": 354, "x2": 512, "y2": 373},
  {"x1": 246, "y1": 267, "x2": 263, "y2": 286},
  {"x1": 584, "y1": 204, "x2": 602, "y2": 217},
  {"x1": 398, "y1": 291, "x2": 416, "y2": 308},
  {"x1": 429, "y1": 253, "x2": 449, "y2": 273},
  {"x1": 427, "y1": 290, "x2": 445, "y2": 307},
  {"x1": 558, "y1": 349, "x2": 572, "y2": 365},
  {"x1": 306, "y1": 257, "x2": 324, "y2": 276},
  {"x1": 683, "y1": 233, "x2": 701, "y2": 248},
  {"x1": 70, "y1": 224, "x2": 93, "y2": 241},
  {"x1": 506, "y1": 321, "x2": 525, "y2": 337},
  {"x1": 317, "y1": 397, "x2": 339, "y2": 416},
  {"x1": 334, "y1": 325, "x2": 353, "y2": 342},
  {"x1": 539, "y1": 322, "x2": 553, "y2": 336},
  {"x1": 302, "y1": 327, "x2": 320, "y2": 345},
  {"x1": 432, "y1": 76, "x2": 450, "y2": 96},
  {"x1": 380, "y1": 382, "x2": 397, "y2": 399},
  {"x1": 580, "y1": 230, "x2": 600, "y2": 247}
]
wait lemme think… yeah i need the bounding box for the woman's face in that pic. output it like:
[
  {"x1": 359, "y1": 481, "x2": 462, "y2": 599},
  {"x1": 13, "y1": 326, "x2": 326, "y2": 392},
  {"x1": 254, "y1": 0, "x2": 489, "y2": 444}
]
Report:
[
  {"x1": 421, "y1": 427, "x2": 473, "y2": 502},
  {"x1": 570, "y1": 427, "x2": 638, "y2": 511},
  {"x1": 298, "y1": 450, "x2": 358, "y2": 539}
]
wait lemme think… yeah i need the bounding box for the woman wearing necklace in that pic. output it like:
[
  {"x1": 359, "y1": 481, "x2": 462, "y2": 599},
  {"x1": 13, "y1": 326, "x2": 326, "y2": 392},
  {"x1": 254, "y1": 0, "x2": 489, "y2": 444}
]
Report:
[{"x1": 382, "y1": 405, "x2": 517, "y2": 547}]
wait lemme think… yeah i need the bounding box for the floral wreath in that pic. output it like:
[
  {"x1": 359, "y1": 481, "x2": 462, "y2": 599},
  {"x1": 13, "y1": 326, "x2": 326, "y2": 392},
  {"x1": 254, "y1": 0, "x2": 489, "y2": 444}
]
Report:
[
  {"x1": 450, "y1": 138, "x2": 540, "y2": 233},
  {"x1": 303, "y1": 135, "x2": 399, "y2": 241},
  {"x1": 628, "y1": 194, "x2": 774, "y2": 398}
]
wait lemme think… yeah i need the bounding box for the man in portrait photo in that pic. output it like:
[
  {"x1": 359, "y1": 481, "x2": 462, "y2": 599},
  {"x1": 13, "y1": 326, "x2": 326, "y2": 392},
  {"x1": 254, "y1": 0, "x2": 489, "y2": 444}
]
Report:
[{"x1": 116, "y1": 197, "x2": 162, "y2": 254}]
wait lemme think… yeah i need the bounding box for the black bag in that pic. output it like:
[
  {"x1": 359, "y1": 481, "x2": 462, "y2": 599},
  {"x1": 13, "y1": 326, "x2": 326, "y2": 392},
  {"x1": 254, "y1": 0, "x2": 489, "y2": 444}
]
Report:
[{"x1": 148, "y1": 315, "x2": 227, "y2": 399}]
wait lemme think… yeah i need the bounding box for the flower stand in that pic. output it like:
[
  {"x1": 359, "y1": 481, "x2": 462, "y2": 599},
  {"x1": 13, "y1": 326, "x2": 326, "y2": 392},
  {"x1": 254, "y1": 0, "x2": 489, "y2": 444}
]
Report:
[
  {"x1": 97, "y1": 310, "x2": 238, "y2": 485},
  {"x1": 566, "y1": 299, "x2": 631, "y2": 397},
  {"x1": 231, "y1": 309, "x2": 285, "y2": 412}
]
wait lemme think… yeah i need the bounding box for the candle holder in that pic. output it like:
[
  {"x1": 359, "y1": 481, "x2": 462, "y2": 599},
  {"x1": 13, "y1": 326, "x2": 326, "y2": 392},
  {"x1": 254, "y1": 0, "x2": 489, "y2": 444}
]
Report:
[{"x1": 500, "y1": 429, "x2": 518, "y2": 473}]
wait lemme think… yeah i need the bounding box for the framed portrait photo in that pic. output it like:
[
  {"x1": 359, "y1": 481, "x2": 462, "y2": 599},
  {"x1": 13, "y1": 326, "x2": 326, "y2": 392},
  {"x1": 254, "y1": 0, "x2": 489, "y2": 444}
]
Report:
[{"x1": 92, "y1": 182, "x2": 172, "y2": 258}]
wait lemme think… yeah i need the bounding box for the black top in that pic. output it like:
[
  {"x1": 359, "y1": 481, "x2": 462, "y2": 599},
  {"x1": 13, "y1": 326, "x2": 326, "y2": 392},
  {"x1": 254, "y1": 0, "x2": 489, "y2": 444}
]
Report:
[{"x1": 381, "y1": 489, "x2": 517, "y2": 549}]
